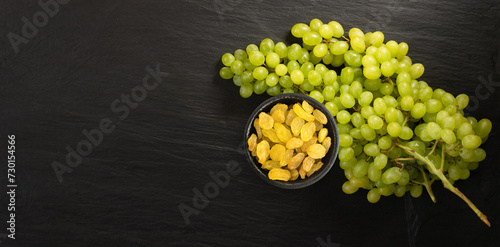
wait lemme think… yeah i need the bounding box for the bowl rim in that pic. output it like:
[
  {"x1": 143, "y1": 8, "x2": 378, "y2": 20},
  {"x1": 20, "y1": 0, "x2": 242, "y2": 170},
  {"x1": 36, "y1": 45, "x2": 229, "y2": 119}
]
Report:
[{"x1": 243, "y1": 93, "x2": 340, "y2": 189}]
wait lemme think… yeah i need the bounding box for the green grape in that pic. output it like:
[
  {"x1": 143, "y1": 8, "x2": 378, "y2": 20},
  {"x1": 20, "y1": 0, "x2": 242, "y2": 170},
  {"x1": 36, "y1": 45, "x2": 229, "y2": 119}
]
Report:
[
  {"x1": 411, "y1": 102, "x2": 427, "y2": 119},
  {"x1": 342, "y1": 181, "x2": 359, "y2": 194},
  {"x1": 340, "y1": 67, "x2": 354, "y2": 84},
  {"x1": 364, "y1": 143, "x2": 380, "y2": 156},
  {"x1": 474, "y1": 118, "x2": 492, "y2": 139},
  {"x1": 328, "y1": 21, "x2": 344, "y2": 38},
  {"x1": 459, "y1": 148, "x2": 477, "y2": 162},
  {"x1": 441, "y1": 116, "x2": 456, "y2": 130},
  {"x1": 344, "y1": 50, "x2": 362, "y2": 67},
  {"x1": 240, "y1": 70, "x2": 254, "y2": 83},
  {"x1": 313, "y1": 43, "x2": 328, "y2": 58},
  {"x1": 462, "y1": 135, "x2": 482, "y2": 149},
  {"x1": 425, "y1": 99, "x2": 443, "y2": 113},
  {"x1": 339, "y1": 133, "x2": 353, "y2": 147},
  {"x1": 253, "y1": 80, "x2": 268, "y2": 94},
  {"x1": 265, "y1": 52, "x2": 280, "y2": 68},
  {"x1": 359, "y1": 91, "x2": 374, "y2": 106},
  {"x1": 376, "y1": 46, "x2": 391, "y2": 63},
  {"x1": 348, "y1": 27, "x2": 364, "y2": 39},
  {"x1": 309, "y1": 90, "x2": 324, "y2": 103},
  {"x1": 330, "y1": 41, "x2": 349, "y2": 55},
  {"x1": 397, "y1": 81, "x2": 412, "y2": 97},
  {"x1": 275, "y1": 64, "x2": 288, "y2": 76},
  {"x1": 350, "y1": 176, "x2": 370, "y2": 188},
  {"x1": 457, "y1": 122, "x2": 474, "y2": 140},
  {"x1": 230, "y1": 60, "x2": 245, "y2": 75},
  {"x1": 303, "y1": 31, "x2": 322, "y2": 46},
  {"x1": 396, "y1": 42, "x2": 409, "y2": 60},
  {"x1": 394, "y1": 185, "x2": 406, "y2": 197},
  {"x1": 334, "y1": 97, "x2": 346, "y2": 111},
  {"x1": 435, "y1": 110, "x2": 450, "y2": 126},
  {"x1": 368, "y1": 115, "x2": 384, "y2": 129},
  {"x1": 387, "y1": 147, "x2": 402, "y2": 159},
  {"x1": 351, "y1": 112, "x2": 365, "y2": 128},
  {"x1": 474, "y1": 148, "x2": 486, "y2": 162},
  {"x1": 315, "y1": 64, "x2": 328, "y2": 76},
  {"x1": 418, "y1": 86, "x2": 433, "y2": 101},
  {"x1": 340, "y1": 157, "x2": 357, "y2": 169},
  {"x1": 291, "y1": 23, "x2": 311, "y2": 38},
  {"x1": 362, "y1": 54, "x2": 379, "y2": 67},
  {"x1": 232, "y1": 75, "x2": 242, "y2": 86},
  {"x1": 467, "y1": 116, "x2": 478, "y2": 127},
  {"x1": 288, "y1": 43, "x2": 302, "y2": 61},
  {"x1": 340, "y1": 92, "x2": 356, "y2": 108},
  {"x1": 368, "y1": 162, "x2": 382, "y2": 182},
  {"x1": 367, "y1": 188, "x2": 381, "y2": 203},
  {"x1": 449, "y1": 165, "x2": 461, "y2": 181},
  {"x1": 339, "y1": 147, "x2": 355, "y2": 162},
  {"x1": 308, "y1": 70, "x2": 322, "y2": 86},
  {"x1": 325, "y1": 101, "x2": 339, "y2": 116},
  {"x1": 323, "y1": 86, "x2": 336, "y2": 101},
  {"x1": 381, "y1": 61, "x2": 395, "y2": 77},
  {"x1": 252, "y1": 66, "x2": 269, "y2": 81},
  {"x1": 387, "y1": 122, "x2": 401, "y2": 137},
  {"x1": 337, "y1": 123, "x2": 353, "y2": 134},
  {"x1": 240, "y1": 82, "x2": 253, "y2": 98},
  {"x1": 287, "y1": 60, "x2": 300, "y2": 72},
  {"x1": 301, "y1": 80, "x2": 314, "y2": 91},
  {"x1": 331, "y1": 54, "x2": 345, "y2": 67},
  {"x1": 290, "y1": 70, "x2": 304, "y2": 85},
  {"x1": 456, "y1": 94, "x2": 469, "y2": 109},
  {"x1": 369, "y1": 31, "x2": 385, "y2": 47},
  {"x1": 337, "y1": 110, "x2": 351, "y2": 124},
  {"x1": 409, "y1": 63, "x2": 424, "y2": 79},
  {"x1": 259, "y1": 38, "x2": 275, "y2": 55},
  {"x1": 350, "y1": 128, "x2": 364, "y2": 139},
  {"x1": 300, "y1": 62, "x2": 314, "y2": 78},
  {"x1": 353, "y1": 160, "x2": 370, "y2": 178},
  {"x1": 385, "y1": 40, "x2": 399, "y2": 57},
  {"x1": 279, "y1": 75, "x2": 293, "y2": 88},
  {"x1": 364, "y1": 78, "x2": 382, "y2": 91},
  {"x1": 365, "y1": 46, "x2": 378, "y2": 56},
  {"x1": 246, "y1": 44, "x2": 259, "y2": 54},
  {"x1": 385, "y1": 107, "x2": 398, "y2": 123},
  {"x1": 378, "y1": 136, "x2": 392, "y2": 150},
  {"x1": 222, "y1": 53, "x2": 235, "y2": 66},
  {"x1": 298, "y1": 48, "x2": 310, "y2": 64},
  {"x1": 234, "y1": 49, "x2": 248, "y2": 61},
  {"x1": 249, "y1": 51, "x2": 265, "y2": 66},
  {"x1": 363, "y1": 66, "x2": 381, "y2": 80},
  {"x1": 274, "y1": 42, "x2": 288, "y2": 58},
  {"x1": 243, "y1": 58, "x2": 257, "y2": 71},
  {"x1": 323, "y1": 70, "x2": 337, "y2": 85},
  {"x1": 361, "y1": 106, "x2": 376, "y2": 119},
  {"x1": 265, "y1": 73, "x2": 279, "y2": 87},
  {"x1": 440, "y1": 92, "x2": 456, "y2": 106},
  {"x1": 379, "y1": 184, "x2": 396, "y2": 196},
  {"x1": 318, "y1": 24, "x2": 334, "y2": 39},
  {"x1": 399, "y1": 126, "x2": 414, "y2": 140},
  {"x1": 460, "y1": 168, "x2": 470, "y2": 180},
  {"x1": 266, "y1": 85, "x2": 281, "y2": 97},
  {"x1": 396, "y1": 61, "x2": 411, "y2": 74},
  {"x1": 322, "y1": 51, "x2": 334, "y2": 64},
  {"x1": 397, "y1": 169, "x2": 410, "y2": 186},
  {"x1": 373, "y1": 98, "x2": 387, "y2": 115},
  {"x1": 425, "y1": 122, "x2": 442, "y2": 140},
  {"x1": 432, "y1": 88, "x2": 446, "y2": 100},
  {"x1": 347, "y1": 82, "x2": 362, "y2": 99},
  {"x1": 219, "y1": 67, "x2": 234, "y2": 79},
  {"x1": 400, "y1": 95, "x2": 414, "y2": 111},
  {"x1": 309, "y1": 18, "x2": 323, "y2": 31},
  {"x1": 410, "y1": 184, "x2": 423, "y2": 198},
  {"x1": 374, "y1": 153, "x2": 388, "y2": 170},
  {"x1": 282, "y1": 88, "x2": 295, "y2": 94},
  {"x1": 351, "y1": 36, "x2": 366, "y2": 53}
]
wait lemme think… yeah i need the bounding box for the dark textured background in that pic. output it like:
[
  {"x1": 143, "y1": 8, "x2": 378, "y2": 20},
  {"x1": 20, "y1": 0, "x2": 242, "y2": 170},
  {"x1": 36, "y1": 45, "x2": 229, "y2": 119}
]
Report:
[{"x1": 1, "y1": 0, "x2": 500, "y2": 246}]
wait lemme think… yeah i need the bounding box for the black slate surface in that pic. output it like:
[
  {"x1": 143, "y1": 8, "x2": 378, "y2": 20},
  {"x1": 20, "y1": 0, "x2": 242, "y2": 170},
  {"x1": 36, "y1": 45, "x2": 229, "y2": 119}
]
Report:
[{"x1": 1, "y1": 0, "x2": 500, "y2": 246}]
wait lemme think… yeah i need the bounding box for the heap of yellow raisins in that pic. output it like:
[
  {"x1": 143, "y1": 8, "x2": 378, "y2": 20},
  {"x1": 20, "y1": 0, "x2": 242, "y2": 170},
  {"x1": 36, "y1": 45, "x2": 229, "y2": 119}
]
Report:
[{"x1": 247, "y1": 100, "x2": 332, "y2": 181}]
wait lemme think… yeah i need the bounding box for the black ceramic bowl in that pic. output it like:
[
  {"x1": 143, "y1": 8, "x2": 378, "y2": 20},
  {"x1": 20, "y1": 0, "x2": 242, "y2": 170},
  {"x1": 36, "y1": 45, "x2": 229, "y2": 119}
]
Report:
[{"x1": 244, "y1": 93, "x2": 340, "y2": 189}]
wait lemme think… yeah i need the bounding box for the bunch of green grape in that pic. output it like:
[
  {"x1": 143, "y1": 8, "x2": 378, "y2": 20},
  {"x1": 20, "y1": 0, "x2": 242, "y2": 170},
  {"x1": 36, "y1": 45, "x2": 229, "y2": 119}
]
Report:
[{"x1": 219, "y1": 19, "x2": 493, "y2": 226}]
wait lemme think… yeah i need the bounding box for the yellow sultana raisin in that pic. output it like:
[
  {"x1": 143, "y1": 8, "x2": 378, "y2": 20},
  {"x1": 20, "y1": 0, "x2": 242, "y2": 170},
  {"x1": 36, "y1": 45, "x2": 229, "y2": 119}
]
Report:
[
  {"x1": 307, "y1": 161, "x2": 324, "y2": 177},
  {"x1": 286, "y1": 137, "x2": 304, "y2": 149},
  {"x1": 285, "y1": 108, "x2": 298, "y2": 126},
  {"x1": 270, "y1": 144, "x2": 286, "y2": 162},
  {"x1": 271, "y1": 109, "x2": 285, "y2": 124},
  {"x1": 262, "y1": 128, "x2": 281, "y2": 143},
  {"x1": 274, "y1": 123, "x2": 292, "y2": 143},
  {"x1": 299, "y1": 165, "x2": 307, "y2": 179},
  {"x1": 258, "y1": 112, "x2": 274, "y2": 130},
  {"x1": 253, "y1": 118, "x2": 262, "y2": 139},
  {"x1": 307, "y1": 144, "x2": 327, "y2": 159},
  {"x1": 256, "y1": 140, "x2": 270, "y2": 164},
  {"x1": 280, "y1": 148, "x2": 294, "y2": 167},
  {"x1": 261, "y1": 160, "x2": 281, "y2": 170},
  {"x1": 289, "y1": 168, "x2": 299, "y2": 181},
  {"x1": 287, "y1": 152, "x2": 306, "y2": 170},
  {"x1": 300, "y1": 122, "x2": 316, "y2": 142},
  {"x1": 293, "y1": 103, "x2": 315, "y2": 122},
  {"x1": 290, "y1": 117, "x2": 305, "y2": 136},
  {"x1": 268, "y1": 168, "x2": 291, "y2": 181},
  {"x1": 301, "y1": 156, "x2": 315, "y2": 172},
  {"x1": 270, "y1": 103, "x2": 288, "y2": 116},
  {"x1": 248, "y1": 133, "x2": 257, "y2": 152},
  {"x1": 314, "y1": 120, "x2": 323, "y2": 131},
  {"x1": 313, "y1": 109, "x2": 328, "y2": 125},
  {"x1": 302, "y1": 100, "x2": 314, "y2": 114},
  {"x1": 318, "y1": 128, "x2": 328, "y2": 143},
  {"x1": 301, "y1": 136, "x2": 317, "y2": 152},
  {"x1": 322, "y1": 136, "x2": 331, "y2": 151}
]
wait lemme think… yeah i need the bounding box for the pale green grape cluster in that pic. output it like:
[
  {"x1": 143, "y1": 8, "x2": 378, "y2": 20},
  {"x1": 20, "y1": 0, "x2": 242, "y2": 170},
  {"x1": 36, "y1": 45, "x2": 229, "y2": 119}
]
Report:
[{"x1": 219, "y1": 19, "x2": 493, "y2": 226}]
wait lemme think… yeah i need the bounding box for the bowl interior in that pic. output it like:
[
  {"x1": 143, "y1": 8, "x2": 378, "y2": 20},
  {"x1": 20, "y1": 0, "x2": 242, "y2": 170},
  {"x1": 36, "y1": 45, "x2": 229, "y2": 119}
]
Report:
[{"x1": 244, "y1": 93, "x2": 340, "y2": 189}]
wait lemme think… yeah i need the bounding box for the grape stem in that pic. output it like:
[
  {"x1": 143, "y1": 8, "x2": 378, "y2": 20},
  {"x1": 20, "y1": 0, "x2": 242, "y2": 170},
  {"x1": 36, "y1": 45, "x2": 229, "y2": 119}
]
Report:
[
  {"x1": 414, "y1": 164, "x2": 436, "y2": 203},
  {"x1": 396, "y1": 142, "x2": 491, "y2": 227}
]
